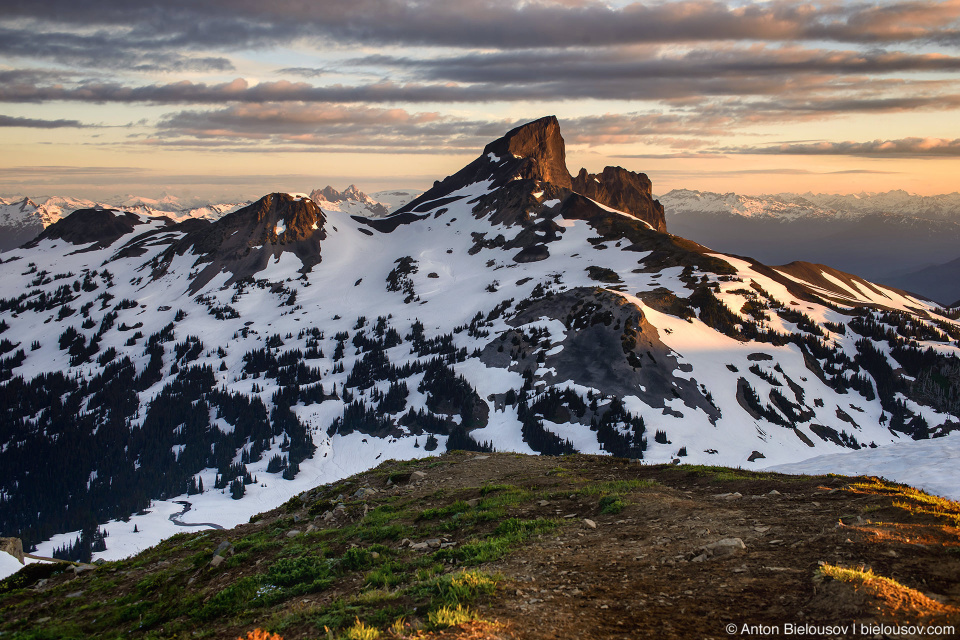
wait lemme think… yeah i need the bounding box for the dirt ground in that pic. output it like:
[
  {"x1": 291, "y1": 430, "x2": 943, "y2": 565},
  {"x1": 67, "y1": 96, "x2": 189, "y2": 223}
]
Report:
[{"x1": 405, "y1": 453, "x2": 960, "y2": 640}]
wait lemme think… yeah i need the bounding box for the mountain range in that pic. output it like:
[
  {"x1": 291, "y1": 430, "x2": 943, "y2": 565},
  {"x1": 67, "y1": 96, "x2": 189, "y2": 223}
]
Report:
[
  {"x1": 0, "y1": 187, "x2": 417, "y2": 252},
  {"x1": 661, "y1": 189, "x2": 960, "y2": 305},
  {"x1": 0, "y1": 116, "x2": 958, "y2": 562}
]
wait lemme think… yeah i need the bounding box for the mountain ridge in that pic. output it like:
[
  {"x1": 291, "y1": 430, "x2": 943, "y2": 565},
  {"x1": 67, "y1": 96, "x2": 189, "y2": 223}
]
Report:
[{"x1": 0, "y1": 117, "x2": 958, "y2": 567}]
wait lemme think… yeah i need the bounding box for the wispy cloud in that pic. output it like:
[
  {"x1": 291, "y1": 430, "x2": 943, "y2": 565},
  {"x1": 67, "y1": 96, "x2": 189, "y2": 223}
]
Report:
[
  {"x1": 728, "y1": 137, "x2": 960, "y2": 157},
  {"x1": 0, "y1": 115, "x2": 90, "y2": 128}
]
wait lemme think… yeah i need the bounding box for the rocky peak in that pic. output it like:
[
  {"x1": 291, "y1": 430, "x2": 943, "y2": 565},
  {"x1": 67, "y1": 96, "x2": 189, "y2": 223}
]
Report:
[
  {"x1": 27, "y1": 208, "x2": 145, "y2": 249},
  {"x1": 155, "y1": 193, "x2": 328, "y2": 293},
  {"x1": 571, "y1": 166, "x2": 666, "y2": 232},
  {"x1": 483, "y1": 115, "x2": 572, "y2": 189},
  {"x1": 216, "y1": 193, "x2": 324, "y2": 245},
  {"x1": 393, "y1": 116, "x2": 667, "y2": 234}
]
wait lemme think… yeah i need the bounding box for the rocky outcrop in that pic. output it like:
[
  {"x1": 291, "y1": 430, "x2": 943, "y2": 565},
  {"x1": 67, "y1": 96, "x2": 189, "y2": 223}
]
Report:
[
  {"x1": 394, "y1": 116, "x2": 666, "y2": 233},
  {"x1": 483, "y1": 115, "x2": 572, "y2": 190},
  {"x1": 26, "y1": 208, "x2": 149, "y2": 249},
  {"x1": 0, "y1": 537, "x2": 24, "y2": 564},
  {"x1": 572, "y1": 166, "x2": 666, "y2": 232},
  {"x1": 151, "y1": 193, "x2": 327, "y2": 292}
]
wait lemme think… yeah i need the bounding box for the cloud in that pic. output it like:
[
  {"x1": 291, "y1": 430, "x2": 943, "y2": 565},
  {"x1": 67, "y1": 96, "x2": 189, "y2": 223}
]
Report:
[
  {"x1": 356, "y1": 45, "x2": 960, "y2": 85},
  {"x1": 0, "y1": 28, "x2": 234, "y2": 73},
  {"x1": 4, "y1": 0, "x2": 960, "y2": 51},
  {"x1": 276, "y1": 67, "x2": 327, "y2": 78},
  {"x1": 0, "y1": 165, "x2": 145, "y2": 176},
  {"x1": 728, "y1": 137, "x2": 960, "y2": 157},
  {"x1": 0, "y1": 115, "x2": 89, "y2": 128},
  {"x1": 149, "y1": 103, "x2": 502, "y2": 152}
]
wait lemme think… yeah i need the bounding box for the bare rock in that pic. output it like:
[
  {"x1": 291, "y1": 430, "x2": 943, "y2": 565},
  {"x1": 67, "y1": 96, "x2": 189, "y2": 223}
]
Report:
[{"x1": 0, "y1": 537, "x2": 24, "y2": 564}]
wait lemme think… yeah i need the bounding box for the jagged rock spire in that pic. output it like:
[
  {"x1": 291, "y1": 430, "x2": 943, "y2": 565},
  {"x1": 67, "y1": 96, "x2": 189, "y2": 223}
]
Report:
[{"x1": 483, "y1": 115, "x2": 572, "y2": 189}]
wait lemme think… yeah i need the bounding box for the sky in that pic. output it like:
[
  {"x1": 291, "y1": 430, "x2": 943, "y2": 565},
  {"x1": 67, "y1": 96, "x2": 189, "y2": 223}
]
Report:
[{"x1": 2, "y1": 0, "x2": 960, "y2": 201}]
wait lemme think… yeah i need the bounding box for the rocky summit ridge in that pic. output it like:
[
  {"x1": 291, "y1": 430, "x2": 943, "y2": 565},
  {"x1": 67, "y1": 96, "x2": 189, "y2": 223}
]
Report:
[
  {"x1": 0, "y1": 117, "x2": 958, "y2": 590},
  {"x1": 397, "y1": 115, "x2": 665, "y2": 233}
]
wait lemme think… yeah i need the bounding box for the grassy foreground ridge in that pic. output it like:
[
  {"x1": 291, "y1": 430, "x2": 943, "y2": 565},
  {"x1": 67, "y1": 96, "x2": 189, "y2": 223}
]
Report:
[{"x1": 1, "y1": 451, "x2": 959, "y2": 639}]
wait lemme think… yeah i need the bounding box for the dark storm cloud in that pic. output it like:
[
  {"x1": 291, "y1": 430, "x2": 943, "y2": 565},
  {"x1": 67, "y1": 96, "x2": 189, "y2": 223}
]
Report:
[
  {"x1": 728, "y1": 137, "x2": 960, "y2": 157},
  {"x1": 3, "y1": 0, "x2": 960, "y2": 50},
  {"x1": 0, "y1": 115, "x2": 89, "y2": 128}
]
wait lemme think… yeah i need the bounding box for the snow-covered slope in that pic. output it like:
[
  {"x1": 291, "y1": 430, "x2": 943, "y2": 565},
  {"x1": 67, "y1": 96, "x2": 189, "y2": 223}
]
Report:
[
  {"x1": 766, "y1": 431, "x2": 960, "y2": 501},
  {"x1": 1, "y1": 116, "x2": 958, "y2": 564}
]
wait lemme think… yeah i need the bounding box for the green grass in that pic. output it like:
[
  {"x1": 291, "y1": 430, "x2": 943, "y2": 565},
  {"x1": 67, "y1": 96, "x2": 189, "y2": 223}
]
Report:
[
  {"x1": 598, "y1": 494, "x2": 626, "y2": 514},
  {"x1": 436, "y1": 517, "x2": 559, "y2": 565},
  {"x1": 576, "y1": 479, "x2": 657, "y2": 495}
]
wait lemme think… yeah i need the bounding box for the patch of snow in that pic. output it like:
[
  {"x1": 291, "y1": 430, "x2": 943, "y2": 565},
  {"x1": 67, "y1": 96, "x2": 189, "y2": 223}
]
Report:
[{"x1": 765, "y1": 433, "x2": 960, "y2": 501}]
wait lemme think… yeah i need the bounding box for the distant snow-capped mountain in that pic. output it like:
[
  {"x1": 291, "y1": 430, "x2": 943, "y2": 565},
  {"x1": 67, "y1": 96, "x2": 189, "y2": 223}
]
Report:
[
  {"x1": 660, "y1": 188, "x2": 960, "y2": 221},
  {"x1": 309, "y1": 185, "x2": 420, "y2": 218},
  {"x1": 660, "y1": 189, "x2": 960, "y2": 305},
  {"x1": 1, "y1": 117, "x2": 957, "y2": 565}
]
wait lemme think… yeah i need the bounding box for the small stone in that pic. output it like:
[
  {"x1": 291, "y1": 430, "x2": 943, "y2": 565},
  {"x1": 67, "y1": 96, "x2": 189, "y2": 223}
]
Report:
[
  {"x1": 65, "y1": 591, "x2": 84, "y2": 598},
  {"x1": 753, "y1": 526, "x2": 771, "y2": 532},
  {"x1": 768, "y1": 490, "x2": 781, "y2": 496},
  {"x1": 400, "y1": 538, "x2": 412, "y2": 547},
  {"x1": 411, "y1": 542, "x2": 430, "y2": 550},
  {"x1": 210, "y1": 555, "x2": 225, "y2": 567},
  {"x1": 474, "y1": 455, "x2": 489, "y2": 460},
  {"x1": 599, "y1": 604, "x2": 609, "y2": 609},
  {"x1": 583, "y1": 519, "x2": 597, "y2": 529},
  {"x1": 370, "y1": 551, "x2": 380, "y2": 559},
  {"x1": 563, "y1": 513, "x2": 577, "y2": 519},
  {"x1": 305, "y1": 524, "x2": 316, "y2": 533},
  {"x1": 293, "y1": 514, "x2": 301, "y2": 523},
  {"x1": 466, "y1": 498, "x2": 480, "y2": 507},
  {"x1": 286, "y1": 529, "x2": 301, "y2": 538},
  {"x1": 426, "y1": 538, "x2": 442, "y2": 548},
  {"x1": 703, "y1": 537, "x2": 746, "y2": 558},
  {"x1": 538, "y1": 500, "x2": 550, "y2": 507},
  {"x1": 214, "y1": 541, "x2": 233, "y2": 556},
  {"x1": 411, "y1": 471, "x2": 427, "y2": 480}
]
